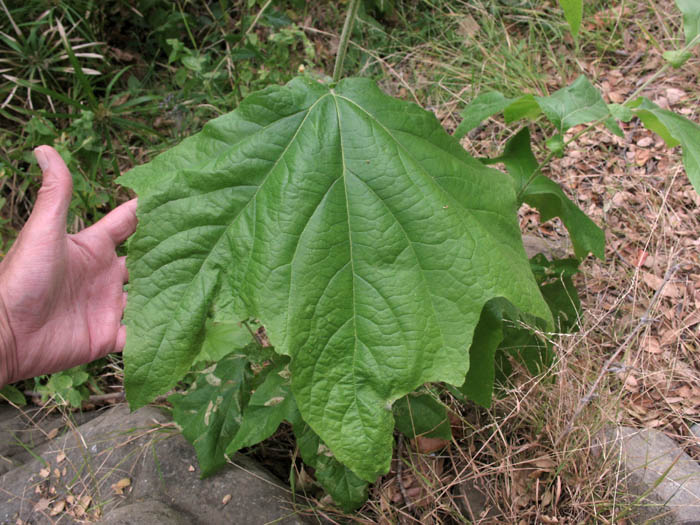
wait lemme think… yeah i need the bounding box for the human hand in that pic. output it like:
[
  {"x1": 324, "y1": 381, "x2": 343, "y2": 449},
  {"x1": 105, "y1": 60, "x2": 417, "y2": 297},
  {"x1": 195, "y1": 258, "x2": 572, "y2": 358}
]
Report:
[{"x1": 0, "y1": 146, "x2": 137, "y2": 387}]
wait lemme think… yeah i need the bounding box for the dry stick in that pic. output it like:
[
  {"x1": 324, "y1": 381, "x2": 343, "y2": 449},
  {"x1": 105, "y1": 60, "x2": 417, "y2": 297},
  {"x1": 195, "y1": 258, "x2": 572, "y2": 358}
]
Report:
[{"x1": 555, "y1": 262, "x2": 681, "y2": 447}]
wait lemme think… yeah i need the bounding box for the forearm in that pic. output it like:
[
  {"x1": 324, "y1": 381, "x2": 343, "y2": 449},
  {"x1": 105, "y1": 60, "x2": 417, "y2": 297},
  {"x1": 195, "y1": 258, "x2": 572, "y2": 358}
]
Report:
[{"x1": 0, "y1": 289, "x2": 18, "y2": 389}]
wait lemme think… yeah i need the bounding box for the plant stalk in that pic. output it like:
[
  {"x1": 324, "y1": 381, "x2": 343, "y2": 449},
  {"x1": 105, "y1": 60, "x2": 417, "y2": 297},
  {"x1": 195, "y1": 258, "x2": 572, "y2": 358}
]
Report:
[{"x1": 333, "y1": 0, "x2": 361, "y2": 83}]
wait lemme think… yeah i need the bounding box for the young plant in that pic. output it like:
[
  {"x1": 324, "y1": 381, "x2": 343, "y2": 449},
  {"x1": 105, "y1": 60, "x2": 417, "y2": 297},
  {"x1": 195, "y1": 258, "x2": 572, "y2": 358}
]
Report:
[{"x1": 118, "y1": 0, "x2": 700, "y2": 511}]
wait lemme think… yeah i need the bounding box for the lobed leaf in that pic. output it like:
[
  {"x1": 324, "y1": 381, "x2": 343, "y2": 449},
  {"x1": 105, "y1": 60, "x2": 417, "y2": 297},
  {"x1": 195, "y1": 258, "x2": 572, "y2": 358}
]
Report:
[
  {"x1": 535, "y1": 76, "x2": 610, "y2": 133},
  {"x1": 632, "y1": 97, "x2": 700, "y2": 193},
  {"x1": 663, "y1": 49, "x2": 693, "y2": 68},
  {"x1": 498, "y1": 128, "x2": 605, "y2": 259},
  {"x1": 461, "y1": 77, "x2": 610, "y2": 149},
  {"x1": 119, "y1": 77, "x2": 551, "y2": 481},
  {"x1": 504, "y1": 94, "x2": 542, "y2": 123}
]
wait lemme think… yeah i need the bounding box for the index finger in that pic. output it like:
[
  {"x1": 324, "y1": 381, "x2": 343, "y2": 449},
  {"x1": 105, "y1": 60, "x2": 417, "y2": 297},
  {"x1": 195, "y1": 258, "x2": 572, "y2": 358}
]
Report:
[{"x1": 90, "y1": 198, "x2": 138, "y2": 246}]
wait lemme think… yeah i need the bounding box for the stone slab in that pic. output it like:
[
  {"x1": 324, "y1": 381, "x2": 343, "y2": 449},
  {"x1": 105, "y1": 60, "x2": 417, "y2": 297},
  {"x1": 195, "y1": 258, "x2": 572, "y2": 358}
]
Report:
[
  {"x1": 0, "y1": 405, "x2": 97, "y2": 476},
  {"x1": 594, "y1": 425, "x2": 700, "y2": 525},
  {"x1": 98, "y1": 500, "x2": 192, "y2": 525},
  {"x1": 129, "y1": 431, "x2": 307, "y2": 524},
  {"x1": 1, "y1": 404, "x2": 309, "y2": 525},
  {"x1": 0, "y1": 404, "x2": 170, "y2": 524}
]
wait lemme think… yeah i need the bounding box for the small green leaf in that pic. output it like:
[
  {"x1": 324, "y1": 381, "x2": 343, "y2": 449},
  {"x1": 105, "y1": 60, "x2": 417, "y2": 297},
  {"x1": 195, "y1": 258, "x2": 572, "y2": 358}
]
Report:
[
  {"x1": 663, "y1": 49, "x2": 693, "y2": 68},
  {"x1": 499, "y1": 128, "x2": 605, "y2": 259},
  {"x1": 226, "y1": 359, "x2": 298, "y2": 454},
  {"x1": 676, "y1": 0, "x2": 700, "y2": 46},
  {"x1": 49, "y1": 374, "x2": 74, "y2": 391},
  {"x1": 632, "y1": 97, "x2": 700, "y2": 193},
  {"x1": 393, "y1": 392, "x2": 451, "y2": 440},
  {"x1": 504, "y1": 94, "x2": 542, "y2": 123},
  {"x1": 558, "y1": 0, "x2": 583, "y2": 38},
  {"x1": 545, "y1": 134, "x2": 565, "y2": 157},
  {"x1": 535, "y1": 76, "x2": 610, "y2": 133},
  {"x1": 608, "y1": 103, "x2": 634, "y2": 123},
  {"x1": 67, "y1": 389, "x2": 84, "y2": 408},
  {"x1": 70, "y1": 370, "x2": 90, "y2": 386},
  {"x1": 295, "y1": 423, "x2": 369, "y2": 512},
  {"x1": 454, "y1": 92, "x2": 514, "y2": 139},
  {"x1": 170, "y1": 355, "x2": 251, "y2": 476},
  {"x1": 530, "y1": 254, "x2": 582, "y2": 333},
  {"x1": 604, "y1": 117, "x2": 625, "y2": 138},
  {"x1": 0, "y1": 385, "x2": 26, "y2": 406}
]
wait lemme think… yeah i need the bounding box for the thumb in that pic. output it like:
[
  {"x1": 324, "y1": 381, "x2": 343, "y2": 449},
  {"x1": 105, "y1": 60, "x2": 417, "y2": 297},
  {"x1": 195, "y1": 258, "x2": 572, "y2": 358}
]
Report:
[{"x1": 29, "y1": 146, "x2": 73, "y2": 231}]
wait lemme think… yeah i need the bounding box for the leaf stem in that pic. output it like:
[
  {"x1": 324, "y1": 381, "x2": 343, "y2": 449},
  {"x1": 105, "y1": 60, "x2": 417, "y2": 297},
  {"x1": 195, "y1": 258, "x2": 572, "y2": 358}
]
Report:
[
  {"x1": 333, "y1": 0, "x2": 361, "y2": 83},
  {"x1": 516, "y1": 121, "x2": 598, "y2": 201}
]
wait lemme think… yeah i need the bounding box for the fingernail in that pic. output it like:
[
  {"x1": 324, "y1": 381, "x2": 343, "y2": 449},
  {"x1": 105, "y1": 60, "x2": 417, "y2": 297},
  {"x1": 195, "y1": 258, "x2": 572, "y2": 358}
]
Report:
[{"x1": 34, "y1": 147, "x2": 49, "y2": 171}]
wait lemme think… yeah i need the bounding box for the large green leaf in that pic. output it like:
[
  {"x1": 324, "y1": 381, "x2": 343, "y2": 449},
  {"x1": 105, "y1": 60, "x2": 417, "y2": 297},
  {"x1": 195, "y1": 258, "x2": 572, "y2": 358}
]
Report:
[
  {"x1": 558, "y1": 0, "x2": 583, "y2": 38},
  {"x1": 119, "y1": 77, "x2": 551, "y2": 481},
  {"x1": 499, "y1": 128, "x2": 605, "y2": 259},
  {"x1": 295, "y1": 422, "x2": 369, "y2": 512},
  {"x1": 169, "y1": 355, "x2": 251, "y2": 476},
  {"x1": 535, "y1": 76, "x2": 610, "y2": 133},
  {"x1": 632, "y1": 97, "x2": 700, "y2": 193},
  {"x1": 676, "y1": 0, "x2": 700, "y2": 45}
]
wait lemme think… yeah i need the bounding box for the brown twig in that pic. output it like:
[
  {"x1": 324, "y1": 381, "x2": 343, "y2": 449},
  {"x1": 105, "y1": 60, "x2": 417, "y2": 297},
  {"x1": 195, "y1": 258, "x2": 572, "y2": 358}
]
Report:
[{"x1": 555, "y1": 262, "x2": 680, "y2": 446}]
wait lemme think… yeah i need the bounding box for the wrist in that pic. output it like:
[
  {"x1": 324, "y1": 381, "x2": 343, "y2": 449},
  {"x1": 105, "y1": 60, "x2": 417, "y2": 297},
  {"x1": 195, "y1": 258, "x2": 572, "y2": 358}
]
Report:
[{"x1": 0, "y1": 288, "x2": 18, "y2": 388}]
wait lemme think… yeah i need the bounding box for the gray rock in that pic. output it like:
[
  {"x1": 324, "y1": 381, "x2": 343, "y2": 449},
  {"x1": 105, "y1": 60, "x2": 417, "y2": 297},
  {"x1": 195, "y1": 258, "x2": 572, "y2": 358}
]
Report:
[
  {"x1": 593, "y1": 425, "x2": 700, "y2": 525},
  {"x1": 691, "y1": 423, "x2": 700, "y2": 442},
  {"x1": 0, "y1": 404, "x2": 96, "y2": 476},
  {"x1": 0, "y1": 404, "x2": 170, "y2": 524},
  {"x1": 1, "y1": 404, "x2": 309, "y2": 525},
  {"x1": 131, "y1": 432, "x2": 308, "y2": 524},
  {"x1": 98, "y1": 500, "x2": 192, "y2": 525},
  {"x1": 453, "y1": 480, "x2": 493, "y2": 523}
]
